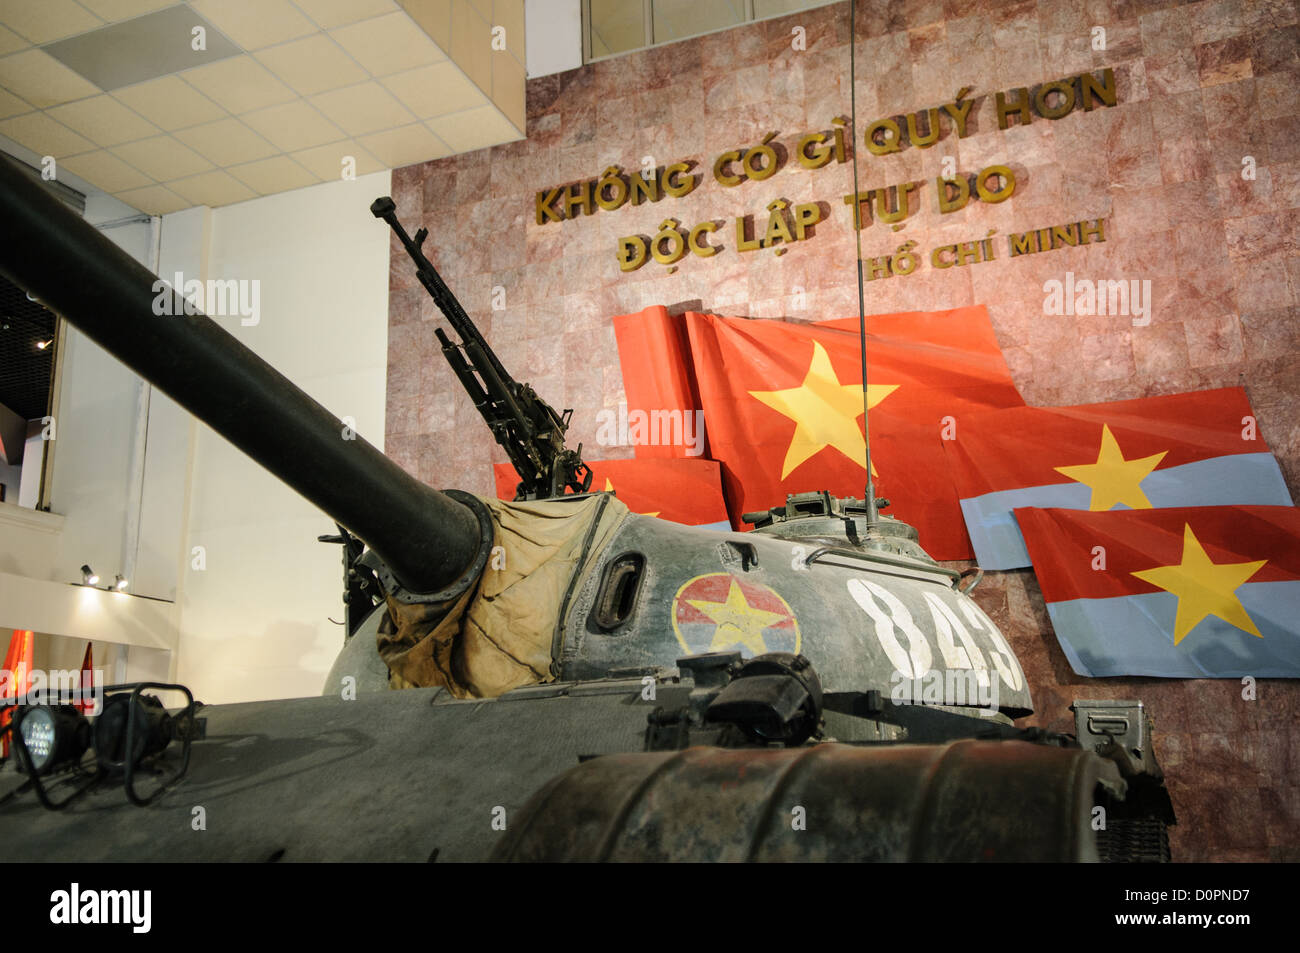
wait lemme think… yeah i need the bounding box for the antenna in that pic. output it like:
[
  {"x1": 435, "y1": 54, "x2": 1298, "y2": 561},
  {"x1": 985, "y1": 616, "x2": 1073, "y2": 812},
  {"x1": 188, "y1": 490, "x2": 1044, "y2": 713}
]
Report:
[{"x1": 847, "y1": 0, "x2": 878, "y2": 524}]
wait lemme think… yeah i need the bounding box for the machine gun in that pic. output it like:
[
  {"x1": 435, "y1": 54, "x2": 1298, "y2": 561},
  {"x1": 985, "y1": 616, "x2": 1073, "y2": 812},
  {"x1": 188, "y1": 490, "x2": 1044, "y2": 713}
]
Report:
[{"x1": 370, "y1": 196, "x2": 591, "y2": 500}]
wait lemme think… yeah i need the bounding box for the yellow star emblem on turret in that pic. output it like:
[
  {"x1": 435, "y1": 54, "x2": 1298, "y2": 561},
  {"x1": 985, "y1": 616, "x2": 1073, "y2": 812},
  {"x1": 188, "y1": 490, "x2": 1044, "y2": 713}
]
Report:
[
  {"x1": 1054, "y1": 424, "x2": 1167, "y2": 510},
  {"x1": 1131, "y1": 524, "x2": 1267, "y2": 644},
  {"x1": 748, "y1": 341, "x2": 897, "y2": 480},
  {"x1": 604, "y1": 478, "x2": 658, "y2": 517},
  {"x1": 687, "y1": 578, "x2": 789, "y2": 654}
]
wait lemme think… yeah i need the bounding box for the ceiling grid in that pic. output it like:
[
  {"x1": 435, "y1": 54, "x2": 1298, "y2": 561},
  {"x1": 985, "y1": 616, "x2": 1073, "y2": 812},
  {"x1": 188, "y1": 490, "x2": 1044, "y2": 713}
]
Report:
[{"x1": 0, "y1": 0, "x2": 526, "y2": 213}]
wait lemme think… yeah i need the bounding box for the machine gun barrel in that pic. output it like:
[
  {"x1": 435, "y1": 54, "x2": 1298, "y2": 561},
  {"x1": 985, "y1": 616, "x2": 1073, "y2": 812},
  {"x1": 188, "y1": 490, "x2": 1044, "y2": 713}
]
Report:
[
  {"x1": 371, "y1": 197, "x2": 589, "y2": 500},
  {"x1": 370, "y1": 197, "x2": 513, "y2": 387},
  {"x1": 0, "y1": 154, "x2": 483, "y2": 596}
]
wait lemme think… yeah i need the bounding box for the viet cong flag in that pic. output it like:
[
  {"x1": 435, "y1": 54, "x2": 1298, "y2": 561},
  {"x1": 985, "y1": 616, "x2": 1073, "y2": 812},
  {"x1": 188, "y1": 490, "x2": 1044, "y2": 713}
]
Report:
[
  {"x1": 946, "y1": 388, "x2": 1292, "y2": 569},
  {"x1": 683, "y1": 307, "x2": 1025, "y2": 559},
  {"x1": 493, "y1": 457, "x2": 731, "y2": 529},
  {"x1": 1015, "y1": 505, "x2": 1300, "y2": 677}
]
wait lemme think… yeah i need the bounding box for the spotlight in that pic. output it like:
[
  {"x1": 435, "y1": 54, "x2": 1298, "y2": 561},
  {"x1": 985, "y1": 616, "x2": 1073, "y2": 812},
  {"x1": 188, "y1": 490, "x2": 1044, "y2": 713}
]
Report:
[
  {"x1": 36, "y1": 338, "x2": 51, "y2": 350},
  {"x1": 94, "y1": 692, "x2": 174, "y2": 774},
  {"x1": 15, "y1": 705, "x2": 91, "y2": 776},
  {"x1": 80, "y1": 564, "x2": 99, "y2": 586},
  {"x1": 114, "y1": 574, "x2": 128, "y2": 591}
]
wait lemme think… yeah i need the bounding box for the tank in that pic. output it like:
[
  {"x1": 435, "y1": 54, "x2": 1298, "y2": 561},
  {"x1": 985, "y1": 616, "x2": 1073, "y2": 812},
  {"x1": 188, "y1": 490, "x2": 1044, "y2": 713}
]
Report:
[{"x1": 0, "y1": 155, "x2": 1175, "y2": 862}]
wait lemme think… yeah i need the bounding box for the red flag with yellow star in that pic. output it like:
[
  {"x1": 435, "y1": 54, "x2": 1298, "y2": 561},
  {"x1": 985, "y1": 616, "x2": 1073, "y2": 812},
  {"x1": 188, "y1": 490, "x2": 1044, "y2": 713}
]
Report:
[
  {"x1": 945, "y1": 389, "x2": 1293, "y2": 569},
  {"x1": 683, "y1": 307, "x2": 1024, "y2": 558},
  {"x1": 611, "y1": 305, "x2": 701, "y2": 460},
  {"x1": 1014, "y1": 505, "x2": 1300, "y2": 677},
  {"x1": 492, "y1": 458, "x2": 730, "y2": 528}
]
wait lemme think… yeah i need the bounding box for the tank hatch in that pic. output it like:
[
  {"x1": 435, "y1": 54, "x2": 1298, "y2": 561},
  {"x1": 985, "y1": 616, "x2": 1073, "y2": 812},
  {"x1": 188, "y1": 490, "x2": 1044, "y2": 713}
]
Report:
[{"x1": 743, "y1": 491, "x2": 937, "y2": 564}]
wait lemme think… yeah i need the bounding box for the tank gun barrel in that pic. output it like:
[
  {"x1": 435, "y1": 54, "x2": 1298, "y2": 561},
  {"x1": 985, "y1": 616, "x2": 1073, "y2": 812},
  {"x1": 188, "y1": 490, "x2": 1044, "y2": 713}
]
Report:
[{"x1": 0, "y1": 154, "x2": 482, "y2": 596}]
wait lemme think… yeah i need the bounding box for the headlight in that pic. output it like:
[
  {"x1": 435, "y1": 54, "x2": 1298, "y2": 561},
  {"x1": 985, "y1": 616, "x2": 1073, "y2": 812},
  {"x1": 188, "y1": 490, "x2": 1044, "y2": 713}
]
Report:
[{"x1": 16, "y1": 705, "x2": 91, "y2": 775}]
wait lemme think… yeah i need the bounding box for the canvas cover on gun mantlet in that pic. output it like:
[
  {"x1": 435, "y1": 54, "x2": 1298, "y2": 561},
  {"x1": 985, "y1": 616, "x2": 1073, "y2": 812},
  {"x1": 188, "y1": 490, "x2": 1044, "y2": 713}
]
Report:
[{"x1": 378, "y1": 494, "x2": 628, "y2": 698}]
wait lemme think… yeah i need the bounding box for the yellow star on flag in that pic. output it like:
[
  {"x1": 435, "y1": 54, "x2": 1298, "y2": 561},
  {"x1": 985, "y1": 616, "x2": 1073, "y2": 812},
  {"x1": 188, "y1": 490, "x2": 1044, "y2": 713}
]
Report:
[
  {"x1": 1131, "y1": 524, "x2": 1267, "y2": 644},
  {"x1": 748, "y1": 341, "x2": 898, "y2": 480},
  {"x1": 604, "y1": 478, "x2": 658, "y2": 517},
  {"x1": 687, "y1": 578, "x2": 789, "y2": 654},
  {"x1": 1054, "y1": 424, "x2": 1167, "y2": 510}
]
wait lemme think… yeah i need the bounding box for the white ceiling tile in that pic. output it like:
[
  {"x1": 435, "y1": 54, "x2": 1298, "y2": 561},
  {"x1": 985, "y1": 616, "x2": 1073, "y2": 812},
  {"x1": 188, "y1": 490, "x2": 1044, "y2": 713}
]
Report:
[
  {"x1": 492, "y1": 0, "x2": 524, "y2": 63},
  {"x1": 289, "y1": 139, "x2": 385, "y2": 180},
  {"x1": 358, "y1": 122, "x2": 449, "y2": 167},
  {"x1": 75, "y1": 0, "x2": 176, "y2": 23},
  {"x1": 0, "y1": 0, "x2": 526, "y2": 209},
  {"x1": 425, "y1": 102, "x2": 519, "y2": 153},
  {"x1": 190, "y1": 0, "x2": 317, "y2": 50},
  {"x1": 379, "y1": 60, "x2": 485, "y2": 119},
  {"x1": 491, "y1": 34, "x2": 524, "y2": 130},
  {"x1": 241, "y1": 100, "x2": 345, "y2": 152},
  {"x1": 398, "y1": 0, "x2": 451, "y2": 49},
  {"x1": 254, "y1": 34, "x2": 367, "y2": 96},
  {"x1": 174, "y1": 117, "x2": 279, "y2": 166},
  {"x1": 59, "y1": 149, "x2": 153, "y2": 192},
  {"x1": 293, "y1": 0, "x2": 400, "y2": 31},
  {"x1": 47, "y1": 94, "x2": 160, "y2": 146},
  {"x1": 0, "y1": 24, "x2": 28, "y2": 55},
  {"x1": 111, "y1": 134, "x2": 214, "y2": 180},
  {"x1": 449, "y1": 0, "x2": 490, "y2": 93},
  {"x1": 115, "y1": 182, "x2": 189, "y2": 214},
  {"x1": 0, "y1": 85, "x2": 30, "y2": 119},
  {"x1": 227, "y1": 154, "x2": 320, "y2": 193},
  {"x1": 166, "y1": 169, "x2": 258, "y2": 207},
  {"x1": 181, "y1": 56, "x2": 298, "y2": 114},
  {"x1": 309, "y1": 81, "x2": 417, "y2": 136},
  {"x1": 0, "y1": 111, "x2": 95, "y2": 156},
  {"x1": 111, "y1": 75, "x2": 228, "y2": 129},
  {"x1": 330, "y1": 11, "x2": 446, "y2": 77},
  {"x1": 0, "y1": 49, "x2": 102, "y2": 108},
  {"x1": 0, "y1": 0, "x2": 103, "y2": 44}
]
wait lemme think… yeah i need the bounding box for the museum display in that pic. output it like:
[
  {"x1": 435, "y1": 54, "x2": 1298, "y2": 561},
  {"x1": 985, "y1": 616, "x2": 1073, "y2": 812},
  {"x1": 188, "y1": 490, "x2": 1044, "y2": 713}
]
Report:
[{"x1": 0, "y1": 154, "x2": 1177, "y2": 861}]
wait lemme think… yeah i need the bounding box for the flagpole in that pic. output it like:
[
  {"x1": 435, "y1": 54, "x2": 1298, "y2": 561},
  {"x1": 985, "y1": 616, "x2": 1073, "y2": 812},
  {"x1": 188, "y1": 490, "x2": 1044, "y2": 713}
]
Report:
[{"x1": 847, "y1": 0, "x2": 878, "y2": 524}]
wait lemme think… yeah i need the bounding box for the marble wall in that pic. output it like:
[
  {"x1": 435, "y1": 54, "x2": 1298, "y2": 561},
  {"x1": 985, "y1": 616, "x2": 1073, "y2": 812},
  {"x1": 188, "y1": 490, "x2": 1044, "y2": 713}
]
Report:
[{"x1": 386, "y1": 0, "x2": 1299, "y2": 860}]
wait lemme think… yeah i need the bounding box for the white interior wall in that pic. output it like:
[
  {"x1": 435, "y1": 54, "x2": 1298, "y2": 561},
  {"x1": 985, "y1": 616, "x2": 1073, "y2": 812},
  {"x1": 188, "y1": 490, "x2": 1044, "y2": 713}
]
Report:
[
  {"x1": 37, "y1": 200, "x2": 164, "y2": 595},
  {"x1": 0, "y1": 460, "x2": 18, "y2": 501},
  {"x1": 45, "y1": 328, "x2": 140, "y2": 585},
  {"x1": 174, "y1": 170, "x2": 391, "y2": 704},
  {"x1": 17, "y1": 430, "x2": 41, "y2": 508},
  {"x1": 525, "y1": 0, "x2": 583, "y2": 77},
  {"x1": 2, "y1": 2, "x2": 578, "y2": 703},
  {"x1": 0, "y1": 193, "x2": 188, "y2": 681},
  {"x1": 131, "y1": 206, "x2": 208, "y2": 604},
  {"x1": 1, "y1": 167, "x2": 389, "y2": 703}
]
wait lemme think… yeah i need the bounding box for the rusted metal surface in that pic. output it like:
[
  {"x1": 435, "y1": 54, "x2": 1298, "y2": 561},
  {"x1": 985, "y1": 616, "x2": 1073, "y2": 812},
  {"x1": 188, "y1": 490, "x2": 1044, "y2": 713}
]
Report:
[{"x1": 493, "y1": 740, "x2": 1125, "y2": 862}]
